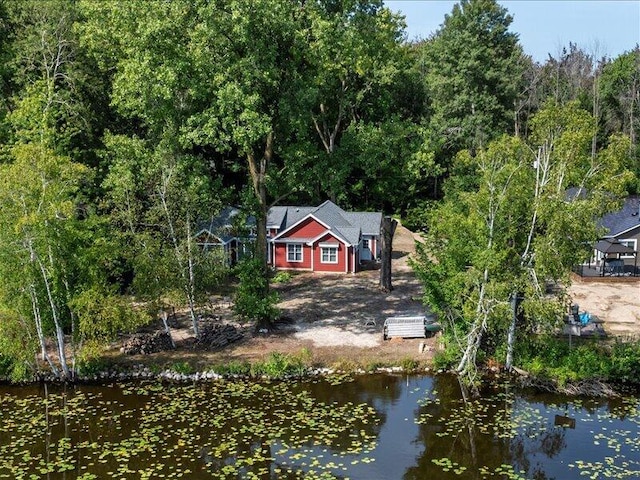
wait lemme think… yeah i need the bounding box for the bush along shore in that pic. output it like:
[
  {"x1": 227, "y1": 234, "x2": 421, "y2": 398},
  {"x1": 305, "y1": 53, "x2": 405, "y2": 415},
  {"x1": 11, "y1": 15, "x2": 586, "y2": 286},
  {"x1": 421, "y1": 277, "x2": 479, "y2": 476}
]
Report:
[
  {"x1": 0, "y1": 351, "x2": 434, "y2": 385},
  {"x1": 432, "y1": 335, "x2": 640, "y2": 397}
]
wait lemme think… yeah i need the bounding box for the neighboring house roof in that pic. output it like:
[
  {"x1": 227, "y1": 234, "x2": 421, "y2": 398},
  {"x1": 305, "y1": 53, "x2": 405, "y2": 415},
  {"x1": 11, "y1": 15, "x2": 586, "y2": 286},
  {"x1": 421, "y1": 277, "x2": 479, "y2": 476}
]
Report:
[
  {"x1": 268, "y1": 200, "x2": 382, "y2": 245},
  {"x1": 595, "y1": 238, "x2": 636, "y2": 254},
  {"x1": 266, "y1": 206, "x2": 288, "y2": 229},
  {"x1": 600, "y1": 196, "x2": 640, "y2": 237},
  {"x1": 197, "y1": 206, "x2": 255, "y2": 244},
  {"x1": 267, "y1": 205, "x2": 315, "y2": 231}
]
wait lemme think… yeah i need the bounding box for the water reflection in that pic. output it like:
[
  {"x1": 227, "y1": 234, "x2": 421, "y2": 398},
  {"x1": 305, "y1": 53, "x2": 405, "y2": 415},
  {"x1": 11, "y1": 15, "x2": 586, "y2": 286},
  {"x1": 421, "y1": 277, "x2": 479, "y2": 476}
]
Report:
[{"x1": 0, "y1": 376, "x2": 638, "y2": 479}]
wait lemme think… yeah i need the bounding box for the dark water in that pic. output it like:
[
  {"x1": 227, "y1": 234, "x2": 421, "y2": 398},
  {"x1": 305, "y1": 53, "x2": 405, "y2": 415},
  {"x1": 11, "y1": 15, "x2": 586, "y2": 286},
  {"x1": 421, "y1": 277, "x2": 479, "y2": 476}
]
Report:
[{"x1": 0, "y1": 374, "x2": 638, "y2": 479}]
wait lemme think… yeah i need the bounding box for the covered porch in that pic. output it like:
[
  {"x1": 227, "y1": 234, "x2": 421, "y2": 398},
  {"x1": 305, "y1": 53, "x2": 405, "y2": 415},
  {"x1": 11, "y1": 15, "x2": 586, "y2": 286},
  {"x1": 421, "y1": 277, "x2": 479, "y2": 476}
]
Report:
[{"x1": 574, "y1": 238, "x2": 639, "y2": 278}]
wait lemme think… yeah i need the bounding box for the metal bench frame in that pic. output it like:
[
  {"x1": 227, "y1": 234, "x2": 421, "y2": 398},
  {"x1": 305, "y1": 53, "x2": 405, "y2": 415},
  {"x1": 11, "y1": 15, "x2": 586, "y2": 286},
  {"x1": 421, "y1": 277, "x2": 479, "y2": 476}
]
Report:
[{"x1": 383, "y1": 316, "x2": 429, "y2": 340}]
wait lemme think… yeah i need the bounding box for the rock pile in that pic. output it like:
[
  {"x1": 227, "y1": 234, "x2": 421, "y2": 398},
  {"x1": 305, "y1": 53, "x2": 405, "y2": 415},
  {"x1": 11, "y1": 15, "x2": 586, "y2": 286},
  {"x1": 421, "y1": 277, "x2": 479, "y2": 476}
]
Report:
[
  {"x1": 121, "y1": 331, "x2": 175, "y2": 355},
  {"x1": 194, "y1": 323, "x2": 243, "y2": 350}
]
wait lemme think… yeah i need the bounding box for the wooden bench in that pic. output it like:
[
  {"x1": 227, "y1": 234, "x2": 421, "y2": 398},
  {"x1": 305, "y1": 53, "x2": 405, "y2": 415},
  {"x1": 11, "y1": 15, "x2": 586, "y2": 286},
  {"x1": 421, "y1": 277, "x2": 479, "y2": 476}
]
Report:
[{"x1": 383, "y1": 316, "x2": 430, "y2": 340}]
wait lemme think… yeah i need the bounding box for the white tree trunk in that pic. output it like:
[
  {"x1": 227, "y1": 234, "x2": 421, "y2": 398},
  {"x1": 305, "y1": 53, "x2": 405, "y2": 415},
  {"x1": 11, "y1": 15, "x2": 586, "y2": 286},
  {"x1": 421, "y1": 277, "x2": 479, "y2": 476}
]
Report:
[
  {"x1": 161, "y1": 311, "x2": 176, "y2": 349},
  {"x1": 159, "y1": 168, "x2": 200, "y2": 338},
  {"x1": 36, "y1": 255, "x2": 71, "y2": 379},
  {"x1": 29, "y1": 284, "x2": 59, "y2": 377}
]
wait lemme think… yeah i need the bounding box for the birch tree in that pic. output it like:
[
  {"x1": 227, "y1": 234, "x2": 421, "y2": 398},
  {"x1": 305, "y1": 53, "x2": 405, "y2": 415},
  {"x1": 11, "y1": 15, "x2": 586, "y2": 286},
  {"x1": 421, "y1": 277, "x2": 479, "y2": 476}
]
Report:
[
  {"x1": 101, "y1": 134, "x2": 222, "y2": 338},
  {"x1": 0, "y1": 1, "x2": 86, "y2": 379},
  {"x1": 0, "y1": 143, "x2": 87, "y2": 379},
  {"x1": 413, "y1": 102, "x2": 633, "y2": 389}
]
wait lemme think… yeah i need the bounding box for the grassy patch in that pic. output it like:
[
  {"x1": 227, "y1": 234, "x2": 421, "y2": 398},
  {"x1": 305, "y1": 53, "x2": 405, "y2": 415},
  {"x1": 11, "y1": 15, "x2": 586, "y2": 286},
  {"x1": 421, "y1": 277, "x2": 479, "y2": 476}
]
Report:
[
  {"x1": 170, "y1": 361, "x2": 195, "y2": 375},
  {"x1": 271, "y1": 271, "x2": 294, "y2": 284},
  {"x1": 249, "y1": 350, "x2": 312, "y2": 378},
  {"x1": 517, "y1": 337, "x2": 640, "y2": 386}
]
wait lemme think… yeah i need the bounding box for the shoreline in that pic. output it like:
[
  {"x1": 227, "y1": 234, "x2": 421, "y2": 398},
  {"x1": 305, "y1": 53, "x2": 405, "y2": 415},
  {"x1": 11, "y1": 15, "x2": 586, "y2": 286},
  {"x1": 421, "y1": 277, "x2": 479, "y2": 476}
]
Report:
[
  {"x1": 0, "y1": 357, "x2": 436, "y2": 386},
  {"x1": 3, "y1": 361, "x2": 638, "y2": 399}
]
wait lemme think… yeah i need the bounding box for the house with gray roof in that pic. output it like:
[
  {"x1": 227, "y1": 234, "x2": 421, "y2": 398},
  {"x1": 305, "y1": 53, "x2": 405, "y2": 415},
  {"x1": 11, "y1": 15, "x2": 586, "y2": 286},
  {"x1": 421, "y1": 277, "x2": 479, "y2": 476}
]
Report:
[
  {"x1": 194, "y1": 206, "x2": 256, "y2": 265},
  {"x1": 597, "y1": 196, "x2": 640, "y2": 273},
  {"x1": 267, "y1": 200, "x2": 382, "y2": 273},
  {"x1": 578, "y1": 196, "x2": 640, "y2": 277}
]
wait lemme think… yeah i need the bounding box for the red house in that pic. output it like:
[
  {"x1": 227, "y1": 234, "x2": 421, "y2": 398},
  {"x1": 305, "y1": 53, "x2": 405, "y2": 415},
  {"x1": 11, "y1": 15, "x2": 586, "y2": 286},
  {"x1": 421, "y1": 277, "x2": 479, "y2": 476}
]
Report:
[{"x1": 267, "y1": 201, "x2": 382, "y2": 274}]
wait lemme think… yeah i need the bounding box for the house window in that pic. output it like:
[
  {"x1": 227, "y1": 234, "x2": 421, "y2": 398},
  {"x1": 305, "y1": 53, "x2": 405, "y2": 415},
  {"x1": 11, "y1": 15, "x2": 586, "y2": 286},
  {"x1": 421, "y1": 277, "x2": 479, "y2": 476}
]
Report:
[
  {"x1": 321, "y1": 246, "x2": 338, "y2": 264},
  {"x1": 287, "y1": 243, "x2": 303, "y2": 262},
  {"x1": 620, "y1": 239, "x2": 637, "y2": 258},
  {"x1": 362, "y1": 239, "x2": 369, "y2": 249}
]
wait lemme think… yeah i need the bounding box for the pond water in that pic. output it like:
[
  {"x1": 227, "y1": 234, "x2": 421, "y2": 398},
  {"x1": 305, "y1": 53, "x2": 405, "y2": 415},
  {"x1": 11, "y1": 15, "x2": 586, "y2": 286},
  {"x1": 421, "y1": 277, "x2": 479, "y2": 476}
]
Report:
[{"x1": 0, "y1": 374, "x2": 638, "y2": 479}]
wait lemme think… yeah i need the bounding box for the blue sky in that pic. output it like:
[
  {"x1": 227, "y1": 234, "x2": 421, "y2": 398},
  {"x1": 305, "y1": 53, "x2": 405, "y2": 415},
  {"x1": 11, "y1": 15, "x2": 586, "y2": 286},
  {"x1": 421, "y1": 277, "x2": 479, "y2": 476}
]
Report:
[{"x1": 385, "y1": 1, "x2": 640, "y2": 62}]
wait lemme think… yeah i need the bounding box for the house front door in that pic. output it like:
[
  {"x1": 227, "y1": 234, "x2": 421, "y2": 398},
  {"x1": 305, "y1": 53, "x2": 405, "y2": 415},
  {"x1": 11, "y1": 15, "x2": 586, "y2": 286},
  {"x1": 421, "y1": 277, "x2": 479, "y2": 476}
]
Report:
[{"x1": 361, "y1": 238, "x2": 372, "y2": 261}]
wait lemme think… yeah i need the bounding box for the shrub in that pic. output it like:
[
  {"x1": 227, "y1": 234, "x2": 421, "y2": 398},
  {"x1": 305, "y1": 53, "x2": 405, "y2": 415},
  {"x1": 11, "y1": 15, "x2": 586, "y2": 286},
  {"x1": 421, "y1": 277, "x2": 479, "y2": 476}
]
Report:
[
  {"x1": 212, "y1": 361, "x2": 251, "y2": 376},
  {"x1": 330, "y1": 359, "x2": 359, "y2": 372},
  {"x1": 272, "y1": 271, "x2": 293, "y2": 284},
  {"x1": 76, "y1": 340, "x2": 111, "y2": 377},
  {"x1": 400, "y1": 357, "x2": 419, "y2": 371},
  {"x1": 233, "y1": 259, "x2": 280, "y2": 325},
  {"x1": 170, "y1": 361, "x2": 194, "y2": 375},
  {"x1": 251, "y1": 351, "x2": 310, "y2": 378},
  {"x1": 365, "y1": 360, "x2": 384, "y2": 373},
  {"x1": 0, "y1": 355, "x2": 31, "y2": 382},
  {"x1": 0, "y1": 309, "x2": 37, "y2": 382},
  {"x1": 433, "y1": 343, "x2": 460, "y2": 370},
  {"x1": 70, "y1": 287, "x2": 151, "y2": 340},
  {"x1": 403, "y1": 199, "x2": 435, "y2": 233},
  {"x1": 609, "y1": 340, "x2": 640, "y2": 382}
]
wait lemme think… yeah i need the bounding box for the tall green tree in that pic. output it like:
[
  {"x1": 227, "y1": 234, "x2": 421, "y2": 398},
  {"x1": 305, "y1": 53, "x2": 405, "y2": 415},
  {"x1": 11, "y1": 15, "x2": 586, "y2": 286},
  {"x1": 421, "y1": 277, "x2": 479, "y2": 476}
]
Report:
[
  {"x1": 419, "y1": 0, "x2": 525, "y2": 174},
  {"x1": 600, "y1": 48, "x2": 640, "y2": 186},
  {"x1": 184, "y1": 0, "x2": 311, "y2": 270},
  {"x1": 78, "y1": 0, "x2": 227, "y2": 334},
  {"x1": 300, "y1": 0, "x2": 407, "y2": 203}
]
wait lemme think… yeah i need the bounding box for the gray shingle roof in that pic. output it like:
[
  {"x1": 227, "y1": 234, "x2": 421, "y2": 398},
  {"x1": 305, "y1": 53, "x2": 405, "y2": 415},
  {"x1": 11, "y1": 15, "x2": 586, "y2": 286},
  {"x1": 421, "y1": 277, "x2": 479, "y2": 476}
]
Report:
[
  {"x1": 197, "y1": 206, "x2": 256, "y2": 243},
  {"x1": 284, "y1": 207, "x2": 315, "y2": 229},
  {"x1": 267, "y1": 206, "x2": 288, "y2": 229},
  {"x1": 343, "y1": 212, "x2": 383, "y2": 236},
  {"x1": 334, "y1": 226, "x2": 361, "y2": 246},
  {"x1": 313, "y1": 200, "x2": 352, "y2": 228},
  {"x1": 600, "y1": 196, "x2": 640, "y2": 237},
  {"x1": 268, "y1": 200, "x2": 382, "y2": 245}
]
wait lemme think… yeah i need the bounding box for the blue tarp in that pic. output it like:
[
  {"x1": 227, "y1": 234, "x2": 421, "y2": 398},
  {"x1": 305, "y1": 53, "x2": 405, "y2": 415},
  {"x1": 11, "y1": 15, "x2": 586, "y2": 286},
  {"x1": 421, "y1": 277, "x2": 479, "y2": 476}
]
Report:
[{"x1": 579, "y1": 312, "x2": 591, "y2": 325}]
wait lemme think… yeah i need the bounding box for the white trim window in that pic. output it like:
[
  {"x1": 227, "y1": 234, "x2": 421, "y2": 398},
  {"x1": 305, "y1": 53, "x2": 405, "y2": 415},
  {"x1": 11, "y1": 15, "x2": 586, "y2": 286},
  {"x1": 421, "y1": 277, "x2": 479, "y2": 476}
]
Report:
[
  {"x1": 620, "y1": 239, "x2": 637, "y2": 258},
  {"x1": 287, "y1": 243, "x2": 303, "y2": 262},
  {"x1": 321, "y1": 246, "x2": 338, "y2": 264}
]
